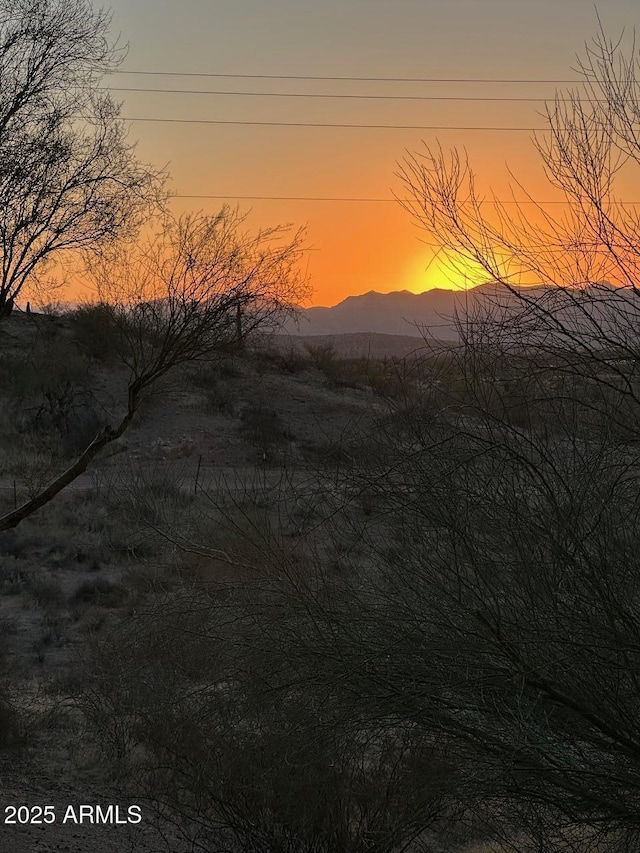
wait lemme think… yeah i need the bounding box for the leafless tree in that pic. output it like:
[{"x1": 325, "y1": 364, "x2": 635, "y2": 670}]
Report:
[
  {"x1": 0, "y1": 208, "x2": 309, "y2": 530},
  {"x1": 129, "y1": 21, "x2": 640, "y2": 852},
  {"x1": 70, "y1": 18, "x2": 640, "y2": 850},
  {"x1": 0, "y1": 0, "x2": 163, "y2": 317},
  {"x1": 282, "y1": 19, "x2": 640, "y2": 849},
  {"x1": 395, "y1": 21, "x2": 640, "y2": 362}
]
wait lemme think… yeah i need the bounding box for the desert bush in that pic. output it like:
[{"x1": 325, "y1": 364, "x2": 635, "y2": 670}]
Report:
[
  {"x1": 1, "y1": 205, "x2": 308, "y2": 533},
  {"x1": 177, "y1": 497, "x2": 304, "y2": 585},
  {"x1": 0, "y1": 629, "x2": 29, "y2": 747},
  {"x1": 7, "y1": 439, "x2": 62, "y2": 499},
  {"x1": 0, "y1": 529, "x2": 38, "y2": 561},
  {"x1": 305, "y1": 341, "x2": 342, "y2": 383},
  {"x1": 91, "y1": 462, "x2": 201, "y2": 564},
  {"x1": 203, "y1": 380, "x2": 234, "y2": 414},
  {"x1": 275, "y1": 344, "x2": 309, "y2": 373},
  {"x1": 300, "y1": 434, "x2": 382, "y2": 471},
  {"x1": 69, "y1": 578, "x2": 128, "y2": 609},
  {"x1": 284, "y1": 341, "x2": 640, "y2": 851},
  {"x1": 187, "y1": 364, "x2": 234, "y2": 413},
  {"x1": 4, "y1": 339, "x2": 87, "y2": 406},
  {"x1": 0, "y1": 351, "x2": 23, "y2": 394},
  {"x1": 186, "y1": 360, "x2": 218, "y2": 390},
  {"x1": 255, "y1": 343, "x2": 309, "y2": 374},
  {"x1": 387, "y1": 37, "x2": 640, "y2": 846},
  {"x1": 102, "y1": 462, "x2": 194, "y2": 523},
  {"x1": 38, "y1": 301, "x2": 70, "y2": 318},
  {"x1": 58, "y1": 407, "x2": 103, "y2": 457},
  {"x1": 303, "y1": 345, "x2": 417, "y2": 397},
  {"x1": 0, "y1": 566, "x2": 33, "y2": 596},
  {"x1": 28, "y1": 577, "x2": 65, "y2": 609},
  {"x1": 0, "y1": 696, "x2": 24, "y2": 748},
  {"x1": 67, "y1": 302, "x2": 120, "y2": 362},
  {"x1": 2, "y1": 333, "x2": 102, "y2": 457},
  {"x1": 238, "y1": 402, "x2": 292, "y2": 455},
  {"x1": 80, "y1": 581, "x2": 459, "y2": 853}
]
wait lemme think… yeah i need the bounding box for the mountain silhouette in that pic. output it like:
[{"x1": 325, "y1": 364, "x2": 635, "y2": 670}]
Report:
[
  {"x1": 287, "y1": 284, "x2": 538, "y2": 339},
  {"x1": 285, "y1": 282, "x2": 639, "y2": 345}
]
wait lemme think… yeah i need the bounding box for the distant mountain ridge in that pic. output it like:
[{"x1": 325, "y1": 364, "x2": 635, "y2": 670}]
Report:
[
  {"x1": 285, "y1": 282, "x2": 635, "y2": 342},
  {"x1": 286, "y1": 284, "x2": 539, "y2": 339}
]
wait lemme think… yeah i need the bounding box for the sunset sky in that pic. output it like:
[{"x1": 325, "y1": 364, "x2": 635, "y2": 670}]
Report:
[{"x1": 105, "y1": 0, "x2": 639, "y2": 307}]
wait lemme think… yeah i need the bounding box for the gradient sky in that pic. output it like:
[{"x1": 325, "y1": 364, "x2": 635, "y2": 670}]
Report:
[{"x1": 104, "y1": 0, "x2": 639, "y2": 307}]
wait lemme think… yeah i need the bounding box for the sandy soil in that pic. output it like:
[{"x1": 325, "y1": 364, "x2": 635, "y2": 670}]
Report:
[{"x1": 0, "y1": 315, "x2": 395, "y2": 852}]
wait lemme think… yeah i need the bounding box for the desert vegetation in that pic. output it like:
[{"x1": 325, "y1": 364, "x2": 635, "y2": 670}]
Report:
[
  {"x1": 3, "y1": 2, "x2": 640, "y2": 853},
  {"x1": 6, "y1": 288, "x2": 640, "y2": 852}
]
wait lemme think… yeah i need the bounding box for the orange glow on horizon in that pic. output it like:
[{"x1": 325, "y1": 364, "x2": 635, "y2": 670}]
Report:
[
  {"x1": 58, "y1": 0, "x2": 640, "y2": 313},
  {"x1": 398, "y1": 250, "x2": 491, "y2": 295},
  {"x1": 37, "y1": 128, "x2": 640, "y2": 311}
]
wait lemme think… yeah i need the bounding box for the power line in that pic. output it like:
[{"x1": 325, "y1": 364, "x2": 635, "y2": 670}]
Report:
[
  {"x1": 113, "y1": 70, "x2": 596, "y2": 84},
  {"x1": 174, "y1": 195, "x2": 415, "y2": 202},
  {"x1": 107, "y1": 86, "x2": 599, "y2": 103},
  {"x1": 172, "y1": 194, "x2": 640, "y2": 204},
  {"x1": 123, "y1": 116, "x2": 546, "y2": 130}
]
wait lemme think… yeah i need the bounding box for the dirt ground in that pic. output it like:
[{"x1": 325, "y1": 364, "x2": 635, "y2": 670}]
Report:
[{"x1": 0, "y1": 314, "x2": 408, "y2": 852}]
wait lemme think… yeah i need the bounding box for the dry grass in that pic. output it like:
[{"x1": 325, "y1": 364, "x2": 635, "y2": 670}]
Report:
[{"x1": 0, "y1": 314, "x2": 622, "y2": 852}]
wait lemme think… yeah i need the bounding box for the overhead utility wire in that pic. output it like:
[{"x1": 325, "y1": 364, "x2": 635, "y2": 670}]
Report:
[
  {"x1": 122, "y1": 116, "x2": 547, "y2": 130},
  {"x1": 173, "y1": 194, "x2": 640, "y2": 204},
  {"x1": 107, "y1": 87, "x2": 603, "y2": 103},
  {"x1": 113, "y1": 70, "x2": 597, "y2": 84}
]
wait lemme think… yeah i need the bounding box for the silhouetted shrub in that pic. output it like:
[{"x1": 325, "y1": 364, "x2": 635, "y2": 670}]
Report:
[
  {"x1": 81, "y1": 588, "x2": 457, "y2": 853},
  {"x1": 256, "y1": 344, "x2": 309, "y2": 374},
  {"x1": 68, "y1": 302, "x2": 120, "y2": 362},
  {"x1": 305, "y1": 342, "x2": 341, "y2": 382},
  {"x1": 239, "y1": 403, "x2": 291, "y2": 452},
  {"x1": 29, "y1": 577, "x2": 64, "y2": 608},
  {"x1": 69, "y1": 578, "x2": 128, "y2": 608},
  {"x1": 58, "y1": 405, "x2": 102, "y2": 456}
]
